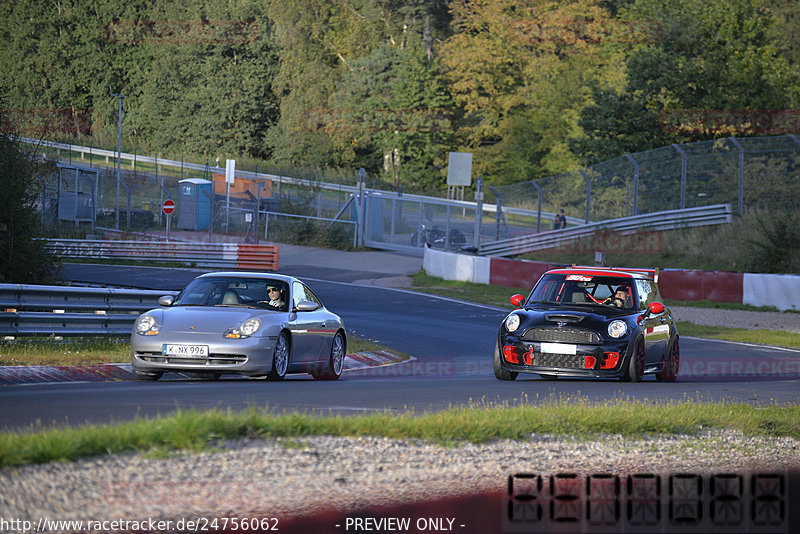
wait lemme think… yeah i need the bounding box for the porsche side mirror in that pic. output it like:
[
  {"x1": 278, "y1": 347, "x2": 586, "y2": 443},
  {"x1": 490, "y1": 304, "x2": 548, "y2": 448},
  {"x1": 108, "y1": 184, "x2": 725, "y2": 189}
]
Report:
[
  {"x1": 158, "y1": 295, "x2": 174, "y2": 307},
  {"x1": 510, "y1": 294, "x2": 525, "y2": 307},
  {"x1": 294, "y1": 300, "x2": 320, "y2": 312},
  {"x1": 648, "y1": 302, "x2": 665, "y2": 315}
]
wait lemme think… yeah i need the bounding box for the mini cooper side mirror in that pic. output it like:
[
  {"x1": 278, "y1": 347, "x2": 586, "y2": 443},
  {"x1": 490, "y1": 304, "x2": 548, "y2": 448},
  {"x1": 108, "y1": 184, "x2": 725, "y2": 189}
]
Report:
[
  {"x1": 158, "y1": 295, "x2": 174, "y2": 307},
  {"x1": 648, "y1": 302, "x2": 665, "y2": 315},
  {"x1": 510, "y1": 294, "x2": 525, "y2": 307}
]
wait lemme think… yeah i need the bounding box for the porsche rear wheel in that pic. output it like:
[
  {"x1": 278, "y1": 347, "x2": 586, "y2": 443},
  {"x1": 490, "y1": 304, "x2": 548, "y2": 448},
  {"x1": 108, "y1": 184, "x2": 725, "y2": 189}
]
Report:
[
  {"x1": 656, "y1": 338, "x2": 680, "y2": 382},
  {"x1": 622, "y1": 338, "x2": 645, "y2": 382},
  {"x1": 493, "y1": 344, "x2": 518, "y2": 381},
  {"x1": 268, "y1": 332, "x2": 289, "y2": 381},
  {"x1": 312, "y1": 331, "x2": 345, "y2": 380}
]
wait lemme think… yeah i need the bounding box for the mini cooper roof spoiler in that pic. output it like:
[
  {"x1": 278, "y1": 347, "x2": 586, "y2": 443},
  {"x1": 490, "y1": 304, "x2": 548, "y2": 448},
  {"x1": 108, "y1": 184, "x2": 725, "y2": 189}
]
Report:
[{"x1": 571, "y1": 265, "x2": 659, "y2": 282}]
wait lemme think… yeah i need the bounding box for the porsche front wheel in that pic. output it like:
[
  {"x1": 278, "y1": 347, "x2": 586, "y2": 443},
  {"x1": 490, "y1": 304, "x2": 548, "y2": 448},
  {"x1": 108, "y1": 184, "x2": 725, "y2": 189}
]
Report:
[{"x1": 268, "y1": 332, "x2": 290, "y2": 381}]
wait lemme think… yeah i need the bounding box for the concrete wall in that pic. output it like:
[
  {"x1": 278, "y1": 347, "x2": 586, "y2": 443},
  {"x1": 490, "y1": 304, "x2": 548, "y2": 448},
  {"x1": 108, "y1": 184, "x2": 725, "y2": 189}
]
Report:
[{"x1": 423, "y1": 247, "x2": 800, "y2": 311}]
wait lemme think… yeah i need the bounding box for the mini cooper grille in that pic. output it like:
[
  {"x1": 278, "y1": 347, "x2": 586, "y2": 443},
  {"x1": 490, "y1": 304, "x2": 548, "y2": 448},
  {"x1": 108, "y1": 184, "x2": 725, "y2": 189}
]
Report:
[
  {"x1": 534, "y1": 353, "x2": 586, "y2": 369},
  {"x1": 521, "y1": 327, "x2": 600, "y2": 344}
]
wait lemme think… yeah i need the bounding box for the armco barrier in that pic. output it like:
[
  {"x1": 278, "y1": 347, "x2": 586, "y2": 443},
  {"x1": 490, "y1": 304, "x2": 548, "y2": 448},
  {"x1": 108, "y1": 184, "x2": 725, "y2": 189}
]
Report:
[
  {"x1": 0, "y1": 285, "x2": 179, "y2": 336},
  {"x1": 44, "y1": 239, "x2": 279, "y2": 270},
  {"x1": 424, "y1": 247, "x2": 800, "y2": 310}
]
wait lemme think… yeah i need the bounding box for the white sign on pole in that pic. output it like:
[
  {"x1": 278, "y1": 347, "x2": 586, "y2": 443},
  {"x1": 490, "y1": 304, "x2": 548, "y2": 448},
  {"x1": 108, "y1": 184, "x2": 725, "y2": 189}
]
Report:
[
  {"x1": 225, "y1": 159, "x2": 235, "y2": 184},
  {"x1": 447, "y1": 152, "x2": 472, "y2": 186}
]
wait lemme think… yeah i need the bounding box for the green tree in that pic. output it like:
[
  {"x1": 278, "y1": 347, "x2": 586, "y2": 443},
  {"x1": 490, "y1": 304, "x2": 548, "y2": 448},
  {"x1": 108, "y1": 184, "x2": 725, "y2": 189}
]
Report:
[
  {"x1": 571, "y1": 0, "x2": 800, "y2": 164},
  {"x1": 441, "y1": 0, "x2": 626, "y2": 185},
  {"x1": 0, "y1": 132, "x2": 60, "y2": 283}
]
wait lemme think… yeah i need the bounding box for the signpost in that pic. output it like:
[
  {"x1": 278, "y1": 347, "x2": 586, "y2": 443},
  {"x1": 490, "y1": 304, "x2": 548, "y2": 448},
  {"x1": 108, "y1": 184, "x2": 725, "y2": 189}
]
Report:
[{"x1": 163, "y1": 199, "x2": 175, "y2": 240}]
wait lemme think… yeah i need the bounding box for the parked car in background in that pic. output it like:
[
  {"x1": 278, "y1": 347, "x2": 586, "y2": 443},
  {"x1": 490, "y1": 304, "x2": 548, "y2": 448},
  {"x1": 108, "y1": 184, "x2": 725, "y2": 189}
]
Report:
[
  {"x1": 131, "y1": 272, "x2": 346, "y2": 381},
  {"x1": 494, "y1": 266, "x2": 679, "y2": 382}
]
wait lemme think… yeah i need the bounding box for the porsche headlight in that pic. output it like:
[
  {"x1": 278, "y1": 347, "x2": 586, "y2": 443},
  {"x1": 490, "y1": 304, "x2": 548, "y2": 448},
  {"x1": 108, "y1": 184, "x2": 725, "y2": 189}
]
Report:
[
  {"x1": 135, "y1": 314, "x2": 160, "y2": 336},
  {"x1": 224, "y1": 318, "x2": 262, "y2": 339},
  {"x1": 505, "y1": 313, "x2": 521, "y2": 333},
  {"x1": 608, "y1": 320, "x2": 627, "y2": 339}
]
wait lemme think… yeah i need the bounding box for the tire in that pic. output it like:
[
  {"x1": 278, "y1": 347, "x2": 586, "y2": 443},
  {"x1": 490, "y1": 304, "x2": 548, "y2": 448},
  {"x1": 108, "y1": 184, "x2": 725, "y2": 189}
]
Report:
[
  {"x1": 538, "y1": 374, "x2": 558, "y2": 380},
  {"x1": 621, "y1": 337, "x2": 645, "y2": 382},
  {"x1": 312, "y1": 331, "x2": 345, "y2": 380},
  {"x1": 493, "y1": 344, "x2": 518, "y2": 381},
  {"x1": 268, "y1": 332, "x2": 290, "y2": 381},
  {"x1": 656, "y1": 338, "x2": 680, "y2": 382},
  {"x1": 133, "y1": 370, "x2": 163, "y2": 381}
]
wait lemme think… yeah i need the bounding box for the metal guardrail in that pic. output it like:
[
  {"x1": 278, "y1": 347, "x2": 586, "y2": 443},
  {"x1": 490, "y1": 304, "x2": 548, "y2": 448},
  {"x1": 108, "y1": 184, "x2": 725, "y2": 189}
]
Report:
[
  {"x1": 42, "y1": 239, "x2": 279, "y2": 270},
  {"x1": 0, "y1": 285, "x2": 178, "y2": 336},
  {"x1": 479, "y1": 204, "x2": 733, "y2": 257}
]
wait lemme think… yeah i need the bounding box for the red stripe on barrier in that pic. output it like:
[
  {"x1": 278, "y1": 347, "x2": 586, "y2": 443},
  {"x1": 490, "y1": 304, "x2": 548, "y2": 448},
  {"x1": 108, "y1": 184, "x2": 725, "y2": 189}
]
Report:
[
  {"x1": 489, "y1": 258, "x2": 566, "y2": 288},
  {"x1": 659, "y1": 270, "x2": 743, "y2": 303}
]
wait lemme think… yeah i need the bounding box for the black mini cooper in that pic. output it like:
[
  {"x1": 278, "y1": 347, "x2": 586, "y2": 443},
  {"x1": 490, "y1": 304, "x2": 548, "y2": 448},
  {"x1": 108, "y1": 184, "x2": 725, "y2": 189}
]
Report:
[{"x1": 494, "y1": 266, "x2": 679, "y2": 382}]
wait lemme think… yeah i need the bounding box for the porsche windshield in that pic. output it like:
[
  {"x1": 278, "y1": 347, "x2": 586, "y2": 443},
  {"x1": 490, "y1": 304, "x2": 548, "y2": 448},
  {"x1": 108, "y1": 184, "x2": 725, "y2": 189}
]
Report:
[
  {"x1": 174, "y1": 277, "x2": 289, "y2": 311},
  {"x1": 528, "y1": 274, "x2": 635, "y2": 309}
]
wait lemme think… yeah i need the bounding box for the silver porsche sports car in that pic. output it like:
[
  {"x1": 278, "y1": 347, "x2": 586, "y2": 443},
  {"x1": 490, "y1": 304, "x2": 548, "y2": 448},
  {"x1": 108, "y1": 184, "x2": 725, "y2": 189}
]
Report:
[{"x1": 130, "y1": 272, "x2": 346, "y2": 381}]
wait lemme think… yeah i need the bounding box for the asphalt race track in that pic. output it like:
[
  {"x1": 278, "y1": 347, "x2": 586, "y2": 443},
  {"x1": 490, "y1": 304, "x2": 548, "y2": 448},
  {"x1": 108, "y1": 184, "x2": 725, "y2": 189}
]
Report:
[{"x1": 0, "y1": 264, "x2": 798, "y2": 430}]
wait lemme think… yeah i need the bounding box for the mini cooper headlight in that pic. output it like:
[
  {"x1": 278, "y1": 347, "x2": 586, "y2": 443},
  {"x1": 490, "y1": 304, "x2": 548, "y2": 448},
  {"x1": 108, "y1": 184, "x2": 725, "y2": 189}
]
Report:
[
  {"x1": 224, "y1": 318, "x2": 262, "y2": 339},
  {"x1": 505, "y1": 313, "x2": 521, "y2": 333},
  {"x1": 608, "y1": 320, "x2": 627, "y2": 339},
  {"x1": 135, "y1": 314, "x2": 160, "y2": 336}
]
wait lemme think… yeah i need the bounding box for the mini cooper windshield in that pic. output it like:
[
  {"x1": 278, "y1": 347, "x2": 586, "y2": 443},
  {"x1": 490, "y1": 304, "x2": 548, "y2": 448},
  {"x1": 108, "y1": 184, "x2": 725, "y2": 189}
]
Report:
[
  {"x1": 174, "y1": 276, "x2": 290, "y2": 312},
  {"x1": 528, "y1": 274, "x2": 635, "y2": 310}
]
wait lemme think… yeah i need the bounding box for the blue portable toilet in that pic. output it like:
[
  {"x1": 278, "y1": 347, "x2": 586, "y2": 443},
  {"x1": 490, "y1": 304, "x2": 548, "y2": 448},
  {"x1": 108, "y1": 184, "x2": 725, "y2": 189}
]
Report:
[{"x1": 177, "y1": 178, "x2": 213, "y2": 230}]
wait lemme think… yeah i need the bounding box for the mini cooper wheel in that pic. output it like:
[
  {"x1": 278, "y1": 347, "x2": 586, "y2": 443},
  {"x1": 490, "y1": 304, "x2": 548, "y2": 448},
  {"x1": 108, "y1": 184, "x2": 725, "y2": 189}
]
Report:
[
  {"x1": 133, "y1": 370, "x2": 163, "y2": 381},
  {"x1": 656, "y1": 338, "x2": 680, "y2": 382},
  {"x1": 312, "y1": 331, "x2": 345, "y2": 380},
  {"x1": 268, "y1": 332, "x2": 290, "y2": 381},
  {"x1": 493, "y1": 345, "x2": 518, "y2": 381},
  {"x1": 622, "y1": 338, "x2": 645, "y2": 382}
]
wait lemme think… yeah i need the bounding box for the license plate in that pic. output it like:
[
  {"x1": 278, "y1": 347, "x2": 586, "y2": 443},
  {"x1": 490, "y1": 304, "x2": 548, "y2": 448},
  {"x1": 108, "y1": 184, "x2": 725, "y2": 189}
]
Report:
[
  {"x1": 540, "y1": 342, "x2": 577, "y2": 355},
  {"x1": 163, "y1": 344, "x2": 209, "y2": 357}
]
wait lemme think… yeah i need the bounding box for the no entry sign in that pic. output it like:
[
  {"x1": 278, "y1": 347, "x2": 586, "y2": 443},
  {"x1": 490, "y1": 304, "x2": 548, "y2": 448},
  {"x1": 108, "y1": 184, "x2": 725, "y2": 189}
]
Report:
[{"x1": 162, "y1": 199, "x2": 175, "y2": 215}]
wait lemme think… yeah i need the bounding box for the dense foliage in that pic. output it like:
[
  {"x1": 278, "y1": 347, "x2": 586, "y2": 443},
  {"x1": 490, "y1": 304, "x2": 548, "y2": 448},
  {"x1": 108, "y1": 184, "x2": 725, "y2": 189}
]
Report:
[
  {"x1": 1, "y1": 0, "x2": 798, "y2": 191},
  {"x1": 0, "y1": 132, "x2": 60, "y2": 283}
]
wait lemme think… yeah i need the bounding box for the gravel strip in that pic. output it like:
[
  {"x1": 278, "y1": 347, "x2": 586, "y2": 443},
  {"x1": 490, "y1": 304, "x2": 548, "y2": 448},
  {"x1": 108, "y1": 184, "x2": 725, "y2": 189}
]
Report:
[
  {"x1": 671, "y1": 306, "x2": 800, "y2": 333},
  {"x1": 2, "y1": 432, "x2": 798, "y2": 526}
]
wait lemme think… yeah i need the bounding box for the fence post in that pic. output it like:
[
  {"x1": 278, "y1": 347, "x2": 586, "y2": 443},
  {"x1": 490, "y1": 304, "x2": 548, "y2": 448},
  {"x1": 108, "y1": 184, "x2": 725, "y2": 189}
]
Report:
[
  {"x1": 728, "y1": 137, "x2": 744, "y2": 217},
  {"x1": 624, "y1": 153, "x2": 639, "y2": 215},
  {"x1": 671, "y1": 144, "x2": 687, "y2": 210},
  {"x1": 578, "y1": 169, "x2": 591, "y2": 223},
  {"x1": 530, "y1": 180, "x2": 542, "y2": 232},
  {"x1": 473, "y1": 177, "x2": 484, "y2": 247}
]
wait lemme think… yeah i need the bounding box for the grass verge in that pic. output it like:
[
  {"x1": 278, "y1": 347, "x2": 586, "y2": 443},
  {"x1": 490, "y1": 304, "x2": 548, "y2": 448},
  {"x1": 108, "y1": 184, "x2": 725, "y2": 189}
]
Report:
[
  {"x1": 676, "y1": 322, "x2": 800, "y2": 349},
  {"x1": 2, "y1": 399, "x2": 798, "y2": 468},
  {"x1": 411, "y1": 271, "x2": 526, "y2": 309}
]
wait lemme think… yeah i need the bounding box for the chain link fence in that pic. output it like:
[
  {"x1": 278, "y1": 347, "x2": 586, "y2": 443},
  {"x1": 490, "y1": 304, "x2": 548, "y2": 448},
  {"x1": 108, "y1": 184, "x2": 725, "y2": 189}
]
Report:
[{"x1": 488, "y1": 134, "x2": 800, "y2": 223}]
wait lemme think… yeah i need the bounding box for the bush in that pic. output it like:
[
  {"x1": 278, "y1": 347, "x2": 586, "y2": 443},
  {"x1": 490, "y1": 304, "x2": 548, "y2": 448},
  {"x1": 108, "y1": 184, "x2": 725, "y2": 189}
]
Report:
[{"x1": 0, "y1": 133, "x2": 60, "y2": 283}]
